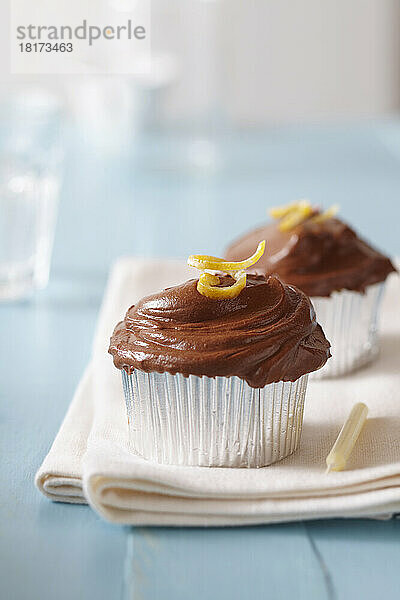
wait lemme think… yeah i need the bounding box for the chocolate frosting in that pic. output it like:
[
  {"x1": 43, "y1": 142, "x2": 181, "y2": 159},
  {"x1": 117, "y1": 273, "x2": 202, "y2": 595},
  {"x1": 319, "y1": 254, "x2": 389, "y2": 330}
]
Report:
[
  {"x1": 225, "y1": 218, "x2": 396, "y2": 297},
  {"x1": 109, "y1": 274, "x2": 330, "y2": 388}
]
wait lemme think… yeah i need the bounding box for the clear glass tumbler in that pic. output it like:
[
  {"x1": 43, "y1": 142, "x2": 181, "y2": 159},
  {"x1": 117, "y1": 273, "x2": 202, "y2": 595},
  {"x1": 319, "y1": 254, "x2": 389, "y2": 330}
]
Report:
[
  {"x1": 0, "y1": 90, "x2": 63, "y2": 300},
  {"x1": 0, "y1": 160, "x2": 60, "y2": 299}
]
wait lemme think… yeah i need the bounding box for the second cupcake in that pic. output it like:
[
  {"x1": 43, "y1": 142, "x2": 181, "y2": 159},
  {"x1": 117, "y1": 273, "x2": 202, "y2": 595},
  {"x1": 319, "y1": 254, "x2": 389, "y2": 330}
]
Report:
[{"x1": 225, "y1": 201, "x2": 396, "y2": 377}]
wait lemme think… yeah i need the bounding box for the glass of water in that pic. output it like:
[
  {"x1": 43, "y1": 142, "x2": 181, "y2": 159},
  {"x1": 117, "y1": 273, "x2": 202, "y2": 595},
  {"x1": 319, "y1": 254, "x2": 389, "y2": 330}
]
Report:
[{"x1": 0, "y1": 90, "x2": 63, "y2": 300}]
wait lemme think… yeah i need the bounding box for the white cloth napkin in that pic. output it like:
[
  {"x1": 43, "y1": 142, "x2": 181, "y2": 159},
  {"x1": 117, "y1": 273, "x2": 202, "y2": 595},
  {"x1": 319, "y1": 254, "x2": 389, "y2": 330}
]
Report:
[{"x1": 36, "y1": 258, "x2": 400, "y2": 526}]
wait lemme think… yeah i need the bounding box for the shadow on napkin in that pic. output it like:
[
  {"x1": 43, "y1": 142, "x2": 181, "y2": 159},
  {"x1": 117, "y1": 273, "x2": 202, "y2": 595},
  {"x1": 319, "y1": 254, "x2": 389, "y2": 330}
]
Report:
[{"x1": 375, "y1": 333, "x2": 400, "y2": 375}]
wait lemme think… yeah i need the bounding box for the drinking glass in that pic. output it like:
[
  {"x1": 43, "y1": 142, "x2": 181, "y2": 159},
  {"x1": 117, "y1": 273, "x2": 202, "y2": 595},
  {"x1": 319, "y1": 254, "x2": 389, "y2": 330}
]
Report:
[{"x1": 0, "y1": 90, "x2": 63, "y2": 300}]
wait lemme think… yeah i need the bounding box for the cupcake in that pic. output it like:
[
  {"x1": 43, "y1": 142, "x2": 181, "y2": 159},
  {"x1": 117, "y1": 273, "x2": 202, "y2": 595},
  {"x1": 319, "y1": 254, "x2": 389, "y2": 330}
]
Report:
[
  {"x1": 109, "y1": 243, "x2": 330, "y2": 467},
  {"x1": 225, "y1": 201, "x2": 396, "y2": 378}
]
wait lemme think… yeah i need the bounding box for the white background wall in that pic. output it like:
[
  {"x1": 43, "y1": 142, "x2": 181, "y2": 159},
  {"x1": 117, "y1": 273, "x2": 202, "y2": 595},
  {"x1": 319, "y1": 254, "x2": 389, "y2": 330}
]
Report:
[
  {"x1": 1, "y1": 0, "x2": 400, "y2": 126},
  {"x1": 221, "y1": 0, "x2": 400, "y2": 124}
]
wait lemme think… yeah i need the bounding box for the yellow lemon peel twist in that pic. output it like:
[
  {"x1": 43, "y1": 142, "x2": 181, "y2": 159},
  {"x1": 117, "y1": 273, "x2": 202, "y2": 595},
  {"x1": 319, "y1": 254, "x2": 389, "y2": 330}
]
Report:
[
  {"x1": 270, "y1": 200, "x2": 339, "y2": 231},
  {"x1": 270, "y1": 200, "x2": 313, "y2": 232},
  {"x1": 311, "y1": 204, "x2": 339, "y2": 224},
  {"x1": 187, "y1": 240, "x2": 266, "y2": 299},
  {"x1": 269, "y1": 200, "x2": 310, "y2": 220}
]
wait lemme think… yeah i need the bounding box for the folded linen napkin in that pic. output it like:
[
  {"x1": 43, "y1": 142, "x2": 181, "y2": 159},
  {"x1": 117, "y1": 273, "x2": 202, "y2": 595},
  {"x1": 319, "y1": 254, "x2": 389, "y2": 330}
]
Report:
[{"x1": 36, "y1": 258, "x2": 400, "y2": 526}]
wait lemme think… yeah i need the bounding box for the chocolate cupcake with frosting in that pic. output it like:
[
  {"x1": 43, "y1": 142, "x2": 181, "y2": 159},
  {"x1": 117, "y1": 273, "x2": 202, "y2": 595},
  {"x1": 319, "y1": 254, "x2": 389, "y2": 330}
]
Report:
[
  {"x1": 109, "y1": 243, "x2": 330, "y2": 468},
  {"x1": 225, "y1": 201, "x2": 396, "y2": 377}
]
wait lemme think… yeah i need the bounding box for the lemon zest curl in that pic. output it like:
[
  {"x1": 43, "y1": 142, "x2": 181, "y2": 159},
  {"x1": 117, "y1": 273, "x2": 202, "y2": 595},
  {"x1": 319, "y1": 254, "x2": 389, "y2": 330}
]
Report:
[
  {"x1": 187, "y1": 240, "x2": 266, "y2": 299},
  {"x1": 270, "y1": 200, "x2": 339, "y2": 231}
]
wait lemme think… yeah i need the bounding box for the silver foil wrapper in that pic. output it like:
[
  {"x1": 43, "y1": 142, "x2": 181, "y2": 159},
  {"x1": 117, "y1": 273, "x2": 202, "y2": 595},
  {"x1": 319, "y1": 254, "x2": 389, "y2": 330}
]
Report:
[
  {"x1": 121, "y1": 370, "x2": 308, "y2": 468},
  {"x1": 311, "y1": 282, "x2": 384, "y2": 379}
]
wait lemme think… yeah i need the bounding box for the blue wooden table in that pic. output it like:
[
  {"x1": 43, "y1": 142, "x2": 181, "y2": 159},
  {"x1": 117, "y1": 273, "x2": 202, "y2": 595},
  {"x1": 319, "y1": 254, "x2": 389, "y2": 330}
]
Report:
[{"x1": 1, "y1": 121, "x2": 400, "y2": 600}]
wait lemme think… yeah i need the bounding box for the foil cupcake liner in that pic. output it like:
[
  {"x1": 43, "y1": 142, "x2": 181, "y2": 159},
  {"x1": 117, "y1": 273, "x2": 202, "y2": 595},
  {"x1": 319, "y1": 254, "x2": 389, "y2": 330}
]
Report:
[
  {"x1": 311, "y1": 282, "x2": 384, "y2": 379},
  {"x1": 121, "y1": 370, "x2": 308, "y2": 468}
]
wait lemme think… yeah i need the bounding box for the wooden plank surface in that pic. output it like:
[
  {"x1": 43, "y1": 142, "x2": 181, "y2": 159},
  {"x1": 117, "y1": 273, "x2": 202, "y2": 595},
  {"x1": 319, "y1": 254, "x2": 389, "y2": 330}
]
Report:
[{"x1": 1, "y1": 123, "x2": 400, "y2": 600}]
